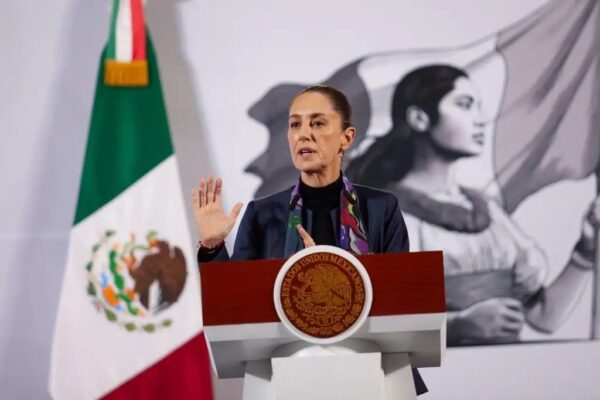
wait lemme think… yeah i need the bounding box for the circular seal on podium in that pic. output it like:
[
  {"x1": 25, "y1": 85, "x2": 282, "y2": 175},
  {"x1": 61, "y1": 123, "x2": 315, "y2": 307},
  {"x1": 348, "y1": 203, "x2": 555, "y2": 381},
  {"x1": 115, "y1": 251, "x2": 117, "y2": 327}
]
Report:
[{"x1": 273, "y1": 245, "x2": 373, "y2": 344}]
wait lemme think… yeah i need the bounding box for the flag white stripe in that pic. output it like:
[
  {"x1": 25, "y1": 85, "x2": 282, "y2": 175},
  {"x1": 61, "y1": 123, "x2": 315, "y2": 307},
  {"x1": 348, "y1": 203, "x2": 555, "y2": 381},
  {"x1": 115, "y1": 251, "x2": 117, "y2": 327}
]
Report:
[{"x1": 115, "y1": 0, "x2": 133, "y2": 62}]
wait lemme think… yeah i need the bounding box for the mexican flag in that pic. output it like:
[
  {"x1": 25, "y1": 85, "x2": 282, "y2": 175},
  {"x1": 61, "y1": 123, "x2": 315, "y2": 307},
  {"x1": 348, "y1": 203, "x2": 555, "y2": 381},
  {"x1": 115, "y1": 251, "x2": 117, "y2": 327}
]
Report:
[{"x1": 49, "y1": 1, "x2": 213, "y2": 398}]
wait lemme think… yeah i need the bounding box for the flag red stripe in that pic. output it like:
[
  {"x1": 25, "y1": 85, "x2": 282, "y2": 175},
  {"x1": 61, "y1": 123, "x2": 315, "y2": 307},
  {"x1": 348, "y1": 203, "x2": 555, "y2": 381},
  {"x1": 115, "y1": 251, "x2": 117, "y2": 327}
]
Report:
[
  {"x1": 130, "y1": 0, "x2": 147, "y2": 60},
  {"x1": 100, "y1": 332, "x2": 213, "y2": 400}
]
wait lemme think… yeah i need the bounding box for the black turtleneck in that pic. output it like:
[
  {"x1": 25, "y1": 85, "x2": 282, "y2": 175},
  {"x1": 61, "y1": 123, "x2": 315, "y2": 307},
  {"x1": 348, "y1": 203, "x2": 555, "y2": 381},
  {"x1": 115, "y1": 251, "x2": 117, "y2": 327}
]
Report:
[{"x1": 299, "y1": 175, "x2": 343, "y2": 246}]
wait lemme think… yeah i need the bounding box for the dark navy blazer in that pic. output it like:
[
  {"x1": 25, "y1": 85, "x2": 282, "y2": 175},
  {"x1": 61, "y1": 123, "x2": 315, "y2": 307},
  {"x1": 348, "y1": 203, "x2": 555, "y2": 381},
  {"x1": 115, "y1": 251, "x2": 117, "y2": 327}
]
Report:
[{"x1": 197, "y1": 183, "x2": 427, "y2": 395}]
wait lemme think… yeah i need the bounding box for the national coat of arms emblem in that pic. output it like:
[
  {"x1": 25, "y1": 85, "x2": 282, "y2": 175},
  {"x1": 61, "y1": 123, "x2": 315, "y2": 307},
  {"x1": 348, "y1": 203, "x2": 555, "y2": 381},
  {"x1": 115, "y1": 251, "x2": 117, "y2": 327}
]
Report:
[
  {"x1": 85, "y1": 230, "x2": 187, "y2": 332},
  {"x1": 274, "y1": 245, "x2": 372, "y2": 344}
]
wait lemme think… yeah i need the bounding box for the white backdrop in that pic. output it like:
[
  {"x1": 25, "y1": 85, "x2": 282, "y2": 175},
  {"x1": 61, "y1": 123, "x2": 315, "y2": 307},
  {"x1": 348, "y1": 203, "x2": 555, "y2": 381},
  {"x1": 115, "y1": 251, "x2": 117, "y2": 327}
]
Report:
[{"x1": 1, "y1": 0, "x2": 600, "y2": 399}]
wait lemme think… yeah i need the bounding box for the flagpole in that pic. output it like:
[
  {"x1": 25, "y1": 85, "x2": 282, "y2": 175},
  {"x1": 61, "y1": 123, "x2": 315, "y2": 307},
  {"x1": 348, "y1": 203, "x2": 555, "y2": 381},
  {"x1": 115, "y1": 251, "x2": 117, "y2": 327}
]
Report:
[{"x1": 592, "y1": 173, "x2": 600, "y2": 340}]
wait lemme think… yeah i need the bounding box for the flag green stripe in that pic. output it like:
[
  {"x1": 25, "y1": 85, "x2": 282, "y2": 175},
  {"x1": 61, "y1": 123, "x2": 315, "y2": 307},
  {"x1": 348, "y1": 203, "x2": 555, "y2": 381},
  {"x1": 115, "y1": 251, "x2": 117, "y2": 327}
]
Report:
[
  {"x1": 74, "y1": 34, "x2": 173, "y2": 224},
  {"x1": 106, "y1": 0, "x2": 119, "y2": 59}
]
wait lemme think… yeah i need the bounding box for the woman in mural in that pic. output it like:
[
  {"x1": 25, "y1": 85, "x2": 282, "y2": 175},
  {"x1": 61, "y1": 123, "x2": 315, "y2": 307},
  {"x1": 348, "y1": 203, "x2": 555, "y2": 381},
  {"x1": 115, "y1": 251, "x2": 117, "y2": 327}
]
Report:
[{"x1": 346, "y1": 64, "x2": 600, "y2": 346}]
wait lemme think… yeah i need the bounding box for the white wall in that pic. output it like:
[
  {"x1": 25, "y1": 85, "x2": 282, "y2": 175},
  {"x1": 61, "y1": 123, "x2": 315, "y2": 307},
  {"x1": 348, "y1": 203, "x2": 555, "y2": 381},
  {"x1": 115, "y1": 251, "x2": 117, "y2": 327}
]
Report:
[
  {"x1": 1, "y1": 1, "x2": 104, "y2": 399},
  {"x1": 1, "y1": 0, "x2": 599, "y2": 399}
]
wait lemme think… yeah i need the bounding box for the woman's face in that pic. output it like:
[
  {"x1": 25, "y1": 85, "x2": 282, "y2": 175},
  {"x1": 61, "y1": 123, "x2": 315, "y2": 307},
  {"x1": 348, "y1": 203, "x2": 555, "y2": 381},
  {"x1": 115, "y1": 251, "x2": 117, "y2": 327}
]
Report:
[
  {"x1": 288, "y1": 92, "x2": 354, "y2": 178},
  {"x1": 429, "y1": 77, "x2": 486, "y2": 156}
]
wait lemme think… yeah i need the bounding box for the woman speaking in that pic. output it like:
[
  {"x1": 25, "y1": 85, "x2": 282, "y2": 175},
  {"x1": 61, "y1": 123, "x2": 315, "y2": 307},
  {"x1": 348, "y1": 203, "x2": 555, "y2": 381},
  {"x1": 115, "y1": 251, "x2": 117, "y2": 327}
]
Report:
[{"x1": 191, "y1": 84, "x2": 427, "y2": 395}]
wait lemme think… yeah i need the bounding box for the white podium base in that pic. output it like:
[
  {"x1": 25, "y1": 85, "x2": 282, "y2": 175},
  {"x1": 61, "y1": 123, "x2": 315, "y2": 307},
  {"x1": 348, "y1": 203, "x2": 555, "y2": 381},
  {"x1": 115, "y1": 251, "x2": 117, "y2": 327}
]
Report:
[
  {"x1": 241, "y1": 341, "x2": 416, "y2": 400},
  {"x1": 242, "y1": 360, "x2": 275, "y2": 400}
]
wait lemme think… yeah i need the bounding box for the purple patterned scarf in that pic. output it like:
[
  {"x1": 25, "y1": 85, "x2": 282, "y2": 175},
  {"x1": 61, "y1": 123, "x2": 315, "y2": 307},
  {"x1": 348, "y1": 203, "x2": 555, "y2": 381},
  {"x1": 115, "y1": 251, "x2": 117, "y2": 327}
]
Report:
[{"x1": 284, "y1": 175, "x2": 370, "y2": 256}]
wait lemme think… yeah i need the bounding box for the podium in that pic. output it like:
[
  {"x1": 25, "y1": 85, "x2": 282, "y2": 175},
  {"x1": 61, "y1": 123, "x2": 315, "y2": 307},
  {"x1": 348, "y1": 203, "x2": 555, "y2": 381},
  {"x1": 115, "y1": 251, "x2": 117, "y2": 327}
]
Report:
[{"x1": 201, "y1": 248, "x2": 445, "y2": 400}]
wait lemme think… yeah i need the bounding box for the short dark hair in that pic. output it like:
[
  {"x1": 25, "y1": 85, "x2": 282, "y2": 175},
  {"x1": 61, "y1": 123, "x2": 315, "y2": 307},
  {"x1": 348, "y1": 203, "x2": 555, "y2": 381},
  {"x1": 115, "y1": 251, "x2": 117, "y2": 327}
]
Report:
[{"x1": 294, "y1": 84, "x2": 353, "y2": 129}]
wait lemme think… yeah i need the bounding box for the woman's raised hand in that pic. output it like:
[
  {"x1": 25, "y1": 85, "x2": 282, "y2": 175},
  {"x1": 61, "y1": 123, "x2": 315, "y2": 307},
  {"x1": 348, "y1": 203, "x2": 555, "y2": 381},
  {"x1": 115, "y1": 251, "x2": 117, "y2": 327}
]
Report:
[{"x1": 192, "y1": 176, "x2": 243, "y2": 248}]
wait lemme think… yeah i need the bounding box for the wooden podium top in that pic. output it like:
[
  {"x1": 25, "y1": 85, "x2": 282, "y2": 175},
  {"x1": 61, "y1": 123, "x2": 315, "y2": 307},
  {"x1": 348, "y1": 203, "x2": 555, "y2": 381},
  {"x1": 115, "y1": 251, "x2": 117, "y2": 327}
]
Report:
[{"x1": 201, "y1": 251, "x2": 444, "y2": 327}]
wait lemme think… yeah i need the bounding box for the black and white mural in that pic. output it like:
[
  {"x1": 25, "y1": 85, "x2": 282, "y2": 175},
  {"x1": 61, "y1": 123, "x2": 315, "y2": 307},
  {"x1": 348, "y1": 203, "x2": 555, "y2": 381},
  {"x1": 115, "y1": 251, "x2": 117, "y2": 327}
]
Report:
[{"x1": 244, "y1": 0, "x2": 600, "y2": 346}]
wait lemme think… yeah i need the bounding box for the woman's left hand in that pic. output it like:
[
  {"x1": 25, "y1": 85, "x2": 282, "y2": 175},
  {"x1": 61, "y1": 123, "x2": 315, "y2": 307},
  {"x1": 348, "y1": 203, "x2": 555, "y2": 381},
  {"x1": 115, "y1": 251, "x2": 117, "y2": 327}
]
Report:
[
  {"x1": 296, "y1": 224, "x2": 316, "y2": 248},
  {"x1": 580, "y1": 196, "x2": 600, "y2": 254}
]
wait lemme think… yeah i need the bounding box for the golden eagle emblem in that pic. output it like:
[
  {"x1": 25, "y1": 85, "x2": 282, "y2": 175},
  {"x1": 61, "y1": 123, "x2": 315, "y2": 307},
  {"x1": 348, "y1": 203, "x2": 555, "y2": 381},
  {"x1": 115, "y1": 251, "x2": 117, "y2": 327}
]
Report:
[
  {"x1": 280, "y1": 252, "x2": 366, "y2": 338},
  {"x1": 85, "y1": 230, "x2": 187, "y2": 333}
]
